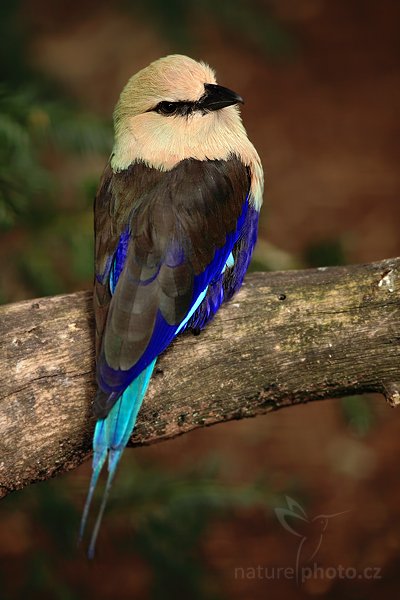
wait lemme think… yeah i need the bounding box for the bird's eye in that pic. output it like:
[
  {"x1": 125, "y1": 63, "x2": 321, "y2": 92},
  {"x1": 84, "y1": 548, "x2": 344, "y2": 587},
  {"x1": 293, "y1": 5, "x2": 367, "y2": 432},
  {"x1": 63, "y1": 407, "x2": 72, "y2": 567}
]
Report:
[{"x1": 156, "y1": 101, "x2": 177, "y2": 116}]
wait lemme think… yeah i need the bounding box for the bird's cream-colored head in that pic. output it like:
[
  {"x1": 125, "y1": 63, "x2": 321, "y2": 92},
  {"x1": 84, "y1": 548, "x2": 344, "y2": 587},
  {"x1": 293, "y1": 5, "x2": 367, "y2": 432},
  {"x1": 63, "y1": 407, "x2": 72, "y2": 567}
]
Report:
[
  {"x1": 115, "y1": 55, "x2": 218, "y2": 119},
  {"x1": 112, "y1": 55, "x2": 262, "y2": 192}
]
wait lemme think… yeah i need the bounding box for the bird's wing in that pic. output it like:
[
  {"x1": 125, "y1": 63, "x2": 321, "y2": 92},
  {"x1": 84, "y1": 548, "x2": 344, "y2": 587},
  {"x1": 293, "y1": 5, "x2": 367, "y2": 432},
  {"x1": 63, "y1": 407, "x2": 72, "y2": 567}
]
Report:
[{"x1": 94, "y1": 155, "x2": 250, "y2": 417}]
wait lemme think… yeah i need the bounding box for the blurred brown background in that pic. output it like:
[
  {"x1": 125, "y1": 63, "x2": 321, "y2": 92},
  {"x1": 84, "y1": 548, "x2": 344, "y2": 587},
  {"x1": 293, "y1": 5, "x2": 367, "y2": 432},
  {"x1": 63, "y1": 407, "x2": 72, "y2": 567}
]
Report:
[{"x1": 0, "y1": 1, "x2": 399, "y2": 598}]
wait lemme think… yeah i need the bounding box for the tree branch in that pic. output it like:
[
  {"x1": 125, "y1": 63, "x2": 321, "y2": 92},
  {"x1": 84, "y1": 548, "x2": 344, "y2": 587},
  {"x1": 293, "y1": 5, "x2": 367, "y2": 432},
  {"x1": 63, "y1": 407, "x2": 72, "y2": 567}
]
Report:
[{"x1": 1, "y1": 257, "x2": 399, "y2": 498}]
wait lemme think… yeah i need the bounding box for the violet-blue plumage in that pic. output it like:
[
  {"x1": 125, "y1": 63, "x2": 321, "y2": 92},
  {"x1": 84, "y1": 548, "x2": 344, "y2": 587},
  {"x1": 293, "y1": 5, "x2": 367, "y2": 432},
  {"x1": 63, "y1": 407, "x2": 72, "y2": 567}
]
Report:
[
  {"x1": 109, "y1": 228, "x2": 130, "y2": 292},
  {"x1": 81, "y1": 54, "x2": 263, "y2": 557}
]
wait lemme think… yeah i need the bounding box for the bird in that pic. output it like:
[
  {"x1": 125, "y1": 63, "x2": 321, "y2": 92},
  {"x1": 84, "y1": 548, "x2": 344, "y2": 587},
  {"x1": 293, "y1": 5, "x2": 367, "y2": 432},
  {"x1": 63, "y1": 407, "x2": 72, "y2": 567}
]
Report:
[{"x1": 79, "y1": 54, "x2": 264, "y2": 557}]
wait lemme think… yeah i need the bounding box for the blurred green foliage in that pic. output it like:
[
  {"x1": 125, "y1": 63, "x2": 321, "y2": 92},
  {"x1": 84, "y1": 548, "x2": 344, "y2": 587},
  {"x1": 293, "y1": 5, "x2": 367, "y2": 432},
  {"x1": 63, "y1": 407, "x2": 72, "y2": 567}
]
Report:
[
  {"x1": 304, "y1": 238, "x2": 348, "y2": 268},
  {"x1": 0, "y1": 87, "x2": 51, "y2": 230},
  {"x1": 340, "y1": 395, "x2": 375, "y2": 437},
  {"x1": 0, "y1": 86, "x2": 112, "y2": 231},
  {"x1": 0, "y1": 85, "x2": 112, "y2": 300},
  {"x1": 0, "y1": 0, "x2": 31, "y2": 85}
]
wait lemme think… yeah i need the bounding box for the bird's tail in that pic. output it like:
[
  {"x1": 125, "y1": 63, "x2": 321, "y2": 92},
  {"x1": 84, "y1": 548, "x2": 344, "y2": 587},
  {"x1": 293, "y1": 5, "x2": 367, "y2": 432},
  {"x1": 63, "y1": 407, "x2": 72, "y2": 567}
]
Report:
[{"x1": 79, "y1": 358, "x2": 157, "y2": 558}]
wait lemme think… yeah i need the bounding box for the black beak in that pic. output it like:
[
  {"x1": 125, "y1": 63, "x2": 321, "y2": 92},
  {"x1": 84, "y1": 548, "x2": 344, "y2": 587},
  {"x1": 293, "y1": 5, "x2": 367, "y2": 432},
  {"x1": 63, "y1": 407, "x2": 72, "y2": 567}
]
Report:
[{"x1": 201, "y1": 83, "x2": 244, "y2": 111}]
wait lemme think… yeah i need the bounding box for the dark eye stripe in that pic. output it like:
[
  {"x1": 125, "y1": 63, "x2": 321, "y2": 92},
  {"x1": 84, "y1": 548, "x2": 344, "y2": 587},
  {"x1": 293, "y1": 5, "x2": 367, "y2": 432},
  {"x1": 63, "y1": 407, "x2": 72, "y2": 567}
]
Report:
[{"x1": 152, "y1": 99, "x2": 205, "y2": 117}]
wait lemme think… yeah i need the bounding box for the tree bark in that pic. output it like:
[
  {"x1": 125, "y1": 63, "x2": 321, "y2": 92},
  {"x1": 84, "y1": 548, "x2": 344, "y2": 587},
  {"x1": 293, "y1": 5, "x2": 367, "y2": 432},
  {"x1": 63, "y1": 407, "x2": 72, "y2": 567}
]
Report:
[{"x1": 0, "y1": 257, "x2": 399, "y2": 498}]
